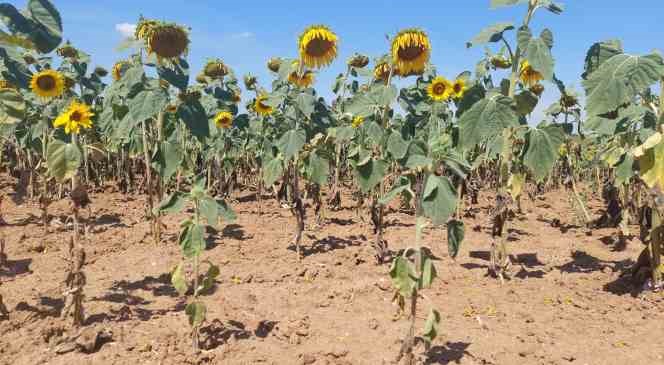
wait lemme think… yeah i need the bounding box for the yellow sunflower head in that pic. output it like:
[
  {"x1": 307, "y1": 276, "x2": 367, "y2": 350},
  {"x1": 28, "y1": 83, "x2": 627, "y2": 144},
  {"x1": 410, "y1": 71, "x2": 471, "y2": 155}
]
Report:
[
  {"x1": 146, "y1": 22, "x2": 190, "y2": 61},
  {"x1": 214, "y1": 111, "x2": 233, "y2": 129},
  {"x1": 427, "y1": 76, "x2": 452, "y2": 102},
  {"x1": 254, "y1": 94, "x2": 273, "y2": 116},
  {"x1": 30, "y1": 69, "x2": 65, "y2": 99},
  {"x1": 0, "y1": 80, "x2": 15, "y2": 90},
  {"x1": 298, "y1": 25, "x2": 338, "y2": 69},
  {"x1": 203, "y1": 59, "x2": 228, "y2": 79},
  {"x1": 451, "y1": 78, "x2": 468, "y2": 99},
  {"x1": 56, "y1": 41, "x2": 79, "y2": 59},
  {"x1": 112, "y1": 61, "x2": 131, "y2": 81},
  {"x1": 519, "y1": 60, "x2": 543, "y2": 87},
  {"x1": 351, "y1": 116, "x2": 364, "y2": 129},
  {"x1": 347, "y1": 53, "x2": 369, "y2": 69},
  {"x1": 391, "y1": 29, "x2": 431, "y2": 77},
  {"x1": 373, "y1": 61, "x2": 394, "y2": 83},
  {"x1": 135, "y1": 17, "x2": 159, "y2": 41},
  {"x1": 53, "y1": 101, "x2": 94, "y2": 135},
  {"x1": 267, "y1": 57, "x2": 282, "y2": 73},
  {"x1": 287, "y1": 61, "x2": 315, "y2": 88}
]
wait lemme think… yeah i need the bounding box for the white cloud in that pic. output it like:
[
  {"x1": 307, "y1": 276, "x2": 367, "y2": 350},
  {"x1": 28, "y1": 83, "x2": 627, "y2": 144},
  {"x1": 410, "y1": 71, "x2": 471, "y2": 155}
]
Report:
[
  {"x1": 230, "y1": 31, "x2": 254, "y2": 39},
  {"x1": 115, "y1": 23, "x2": 136, "y2": 38}
]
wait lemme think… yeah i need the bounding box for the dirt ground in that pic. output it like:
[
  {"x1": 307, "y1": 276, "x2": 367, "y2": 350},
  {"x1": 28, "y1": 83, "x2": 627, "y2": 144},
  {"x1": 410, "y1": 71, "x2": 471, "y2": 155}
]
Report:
[{"x1": 0, "y1": 175, "x2": 663, "y2": 365}]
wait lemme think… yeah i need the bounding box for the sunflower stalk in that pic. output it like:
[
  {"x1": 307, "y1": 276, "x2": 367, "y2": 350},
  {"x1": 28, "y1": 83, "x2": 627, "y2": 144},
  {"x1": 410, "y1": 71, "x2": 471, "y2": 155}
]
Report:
[{"x1": 141, "y1": 121, "x2": 155, "y2": 239}]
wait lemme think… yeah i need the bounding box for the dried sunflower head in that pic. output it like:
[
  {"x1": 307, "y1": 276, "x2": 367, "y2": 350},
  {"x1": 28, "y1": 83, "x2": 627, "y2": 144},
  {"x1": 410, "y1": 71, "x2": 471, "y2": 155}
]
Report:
[
  {"x1": 203, "y1": 59, "x2": 229, "y2": 79},
  {"x1": 93, "y1": 66, "x2": 108, "y2": 77},
  {"x1": 146, "y1": 22, "x2": 190, "y2": 61},
  {"x1": 244, "y1": 74, "x2": 257, "y2": 90},
  {"x1": 56, "y1": 41, "x2": 79, "y2": 59},
  {"x1": 267, "y1": 57, "x2": 282, "y2": 73},
  {"x1": 347, "y1": 53, "x2": 369, "y2": 68}
]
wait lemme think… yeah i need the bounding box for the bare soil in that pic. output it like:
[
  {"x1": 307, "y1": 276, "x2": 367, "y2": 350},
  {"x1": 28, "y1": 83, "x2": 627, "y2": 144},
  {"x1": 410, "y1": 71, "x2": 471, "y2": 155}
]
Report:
[{"x1": 1, "y1": 175, "x2": 663, "y2": 365}]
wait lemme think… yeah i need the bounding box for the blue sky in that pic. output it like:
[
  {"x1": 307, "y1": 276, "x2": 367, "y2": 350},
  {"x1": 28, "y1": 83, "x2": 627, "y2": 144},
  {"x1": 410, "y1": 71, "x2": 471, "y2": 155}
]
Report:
[{"x1": 45, "y1": 0, "x2": 664, "y2": 117}]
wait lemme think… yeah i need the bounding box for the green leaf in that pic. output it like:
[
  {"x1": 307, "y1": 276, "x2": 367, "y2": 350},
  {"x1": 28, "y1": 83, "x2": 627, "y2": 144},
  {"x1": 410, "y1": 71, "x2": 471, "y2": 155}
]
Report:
[
  {"x1": 157, "y1": 59, "x2": 189, "y2": 91},
  {"x1": 582, "y1": 39, "x2": 623, "y2": 79},
  {"x1": 379, "y1": 178, "x2": 411, "y2": 206},
  {"x1": 387, "y1": 131, "x2": 409, "y2": 159},
  {"x1": 458, "y1": 95, "x2": 519, "y2": 150},
  {"x1": 405, "y1": 154, "x2": 433, "y2": 170},
  {"x1": 447, "y1": 220, "x2": 465, "y2": 259},
  {"x1": 540, "y1": 28, "x2": 554, "y2": 49},
  {"x1": 514, "y1": 90, "x2": 539, "y2": 116},
  {"x1": 638, "y1": 139, "x2": 664, "y2": 189},
  {"x1": 523, "y1": 125, "x2": 565, "y2": 182},
  {"x1": 422, "y1": 309, "x2": 441, "y2": 348},
  {"x1": 346, "y1": 84, "x2": 396, "y2": 117},
  {"x1": 355, "y1": 159, "x2": 388, "y2": 193},
  {"x1": 615, "y1": 153, "x2": 634, "y2": 186},
  {"x1": 171, "y1": 262, "x2": 188, "y2": 296},
  {"x1": 178, "y1": 99, "x2": 210, "y2": 141},
  {"x1": 179, "y1": 223, "x2": 205, "y2": 258},
  {"x1": 296, "y1": 93, "x2": 316, "y2": 118},
  {"x1": 27, "y1": 0, "x2": 62, "y2": 53},
  {"x1": 46, "y1": 140, "x2": 81, "y2": 182},
  {"x1": 525, "y1": 37, "x2": 555, "y2": 80},
  {"x1": 263, "y1": 158, "x2": 284, "y2": 186},
  {"x1": 466, "y1": 22, "x2": 514, "y2": 48},
  {"x1": 583, "y1": 53, "x2": 664, "y2": 117},
  {"x1": 216, "y1": 199, "x2": 236, "y2": 222},
  {"x1": 490, "y1": 0, "x2": 528, "y2": 8},
  {"x1": 185, "y1": 301, "x2": 206, "y2": 328},
  {"x1": 0, "y1": 88, "x2": 25, "y2": 124},
  {"x1": 199, "y1": 196, "x2": 220, "y2": 229},
  {"x1": 420, "y1": 256, "x2": 437, "y2": 289},
  {"x1": 306, "y1": 151, "x2": 329, "y2": 186},
  {"x1": 390, "y1": 256, "x2": 417, "y2": 298},
  {"x1": 421, "y1": 175, "x2": 457, "y2": 226},
  {"x1": 152, "y1": 141, "x2": 183, "y2": 183},
  {"x1": 128, "y1": 89, "x2": 169, "y2": 122},
  {"x1": 198, "y1": 262, "x2": 220, "y2": 294},
  {"x1": 154, "y1": 191, "x2": 187, "y2": 215},
  {"x1": 516, "y1": 26, "x2": 532, "y2": 52},
  {"x1": 277, "y1": 129, "x2": 306, "y2": 162}
]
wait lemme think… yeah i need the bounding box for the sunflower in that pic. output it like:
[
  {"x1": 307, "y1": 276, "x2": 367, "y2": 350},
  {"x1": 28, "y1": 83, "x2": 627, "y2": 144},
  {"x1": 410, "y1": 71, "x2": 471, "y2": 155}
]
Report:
[
  {"x1": 267, "y1": 57, "x2": 282, "y2": 73},
  {"x1": 0, "y1": 80, "x2": 15, "y2": 90},
  {"x1": 490, "y1": 56, "x2": 512, "y2": 69},
  {"x1": 451, "y1": 78, "x2": 468, "y2": 99},
  {"x1": 146, "y1": 23, "x2": 189, "y2": 61},
  {"x1": 195, "y1": 73, "x2": 208, "y2": 84},
  {"x1": 244, "y1": 74, "x2": 257, "y2": 90},
  {"x1": 232, "y1": 92, "x2": 241, "y2": 104},
  {"x1": 351, "y1": 116, "x2": 364, "y2": 129},
  {"x1": 391, "y1": 29, "x2": 431, "y2": 77},
  {"x1": 166, "y1": 104, "x2": 178, "y2": 114},
  {"x1": 530, "y1": 84, "x2": 544, "y2": 96},
  {"x1": 135, "y1": 17, "x2": 159, "y2": 41},
  {"x1": 298, "y1": 25, "x2": 338, "y2": 69},
  {"x1": 203, "y1": 59, "x2": 228, "y2": 79},
  {"x1": 93, "y1": 66, "x2": 108, "y2": 77},
  {"x1": 30, "y1": 69, "x2": 65, "y2": 99},
  {"x1": 214, "y1": 111, "x2": 233, "y2": 129},
  {"x1": 288, "y1": 61, "x2": 315, "y2": 88},
  {"x1": 427, "y1": 76, "x2": 452, "y2": 102},
  {"x1": 254, "y1": 94, "x2": 273, "y2": 116},
  {"x1": 347, "y1": 53, "x2": 369, "y2": 68},
  {"x1": 112, "y1": 61, "x2": 131, "y2": 81},
  {"x1": 64, "y1": 76, "x2": 75, "y2": 90},
  {"x1": 53, "y1": 101, "x2": 94, "y2": 134},
  {"x1": 519, "y1": 60, "x2": 543, "y2": 87},
  {"x1": 373, "y1": 61, "x2": 393, "y2": 83},
  {"x1": 56, "y1": 41, "x2": 79, "y2": 59}
]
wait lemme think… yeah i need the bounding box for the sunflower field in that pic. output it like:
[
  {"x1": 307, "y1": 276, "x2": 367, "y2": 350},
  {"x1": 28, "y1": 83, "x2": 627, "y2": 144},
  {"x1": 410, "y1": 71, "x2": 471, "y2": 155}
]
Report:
[{"x1": 0, "y1": 0, "x2": 663, "y2": 364}]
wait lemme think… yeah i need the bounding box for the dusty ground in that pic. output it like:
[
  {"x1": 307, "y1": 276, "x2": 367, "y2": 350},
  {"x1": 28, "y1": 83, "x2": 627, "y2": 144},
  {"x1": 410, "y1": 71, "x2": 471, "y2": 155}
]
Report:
[{"x1": 0, "y1": 175, "x2": 663, "y2": 365}]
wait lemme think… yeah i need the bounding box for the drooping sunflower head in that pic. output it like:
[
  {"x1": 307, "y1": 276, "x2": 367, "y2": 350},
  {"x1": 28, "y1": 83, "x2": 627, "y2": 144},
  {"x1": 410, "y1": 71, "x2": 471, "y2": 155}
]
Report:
[
  {"x1": 195, "y1": 73, "x2": 208, "y2": 84},
  {"x1": 254, "y1": 94, "x2": 273, "y2": 116},
  {"x1": 93, "y1": 66, "x2": 108, "y2": 78},
  {"x1": 112, "y1": 61, "x2": 131, "y2": 81},
  {"x1": 519, "y1": 60, "x2": 543, "y2": 87},
  {"x1": 451, "y1": 78, "x2": 468, "y2": 99},
  {"x1": 427, "y1": 76, "x2": 452, "y2": 102},
  {"x1": 146, "y1": 22, "x2": 190, "y2": 61},
  {"x1": 561, "y1": 93, "x2": 578, "y2": 108},
  {"x1": 287, "y1": 61, "x2": 315, "y2": 88},
  {"x1": 298, "y1": 25, "x2": 338, "y2": 69},
  {"x1": 244, "y1": 74, "x2": 258, "y2": 90},
  {"x1": 373, "y1": 61, "x2": 394, "y2": 83},
  {"x1": 232, "y1": 91, "x2": 241, "y2": 104},
  {"x1": 135, "y1": 17, "x2": 159, "y2": 41},
  {"x1": 529, "y1": 83, "x2": 544, "y2": 96},
  {"x1": 0, "y1": 80, "x2": 15, "y2": 90},
  {"x1": 30, "y1": 69, "x2": 65, "y2": 99},
  {"x1": 347, "y1": 53, "x2": 369, "y2": 69},
  {"x1": 53, "y1": 101, "x2": 94, "y2": 135},
  {"x1": 203, "y1": 59, "x2": 229, "y2": 79},
  {"x1": 56, "y1": 41, "x2": 79, "y2": 59},
  {"x1": 351, "y1": 116, "x2": 364, "y2": 129},
  {"x1": 22, "y1": 53, "x2": 36, "y2": 65},
  {"x1": 267, "y1": 57, "x2": 282, "y2": 73},
  {"x1": 214, "y1": 111, "x2": 233, "y2": 129},
  {"x1": 391, "y1": 29, "x2": 431, "y2": 77}
]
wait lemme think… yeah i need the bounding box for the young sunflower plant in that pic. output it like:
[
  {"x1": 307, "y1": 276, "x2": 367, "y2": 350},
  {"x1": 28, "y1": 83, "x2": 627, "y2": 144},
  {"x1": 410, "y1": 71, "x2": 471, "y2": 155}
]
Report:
[{"x1": 463, "y1": 0, "x2": 568, "y2": 282}]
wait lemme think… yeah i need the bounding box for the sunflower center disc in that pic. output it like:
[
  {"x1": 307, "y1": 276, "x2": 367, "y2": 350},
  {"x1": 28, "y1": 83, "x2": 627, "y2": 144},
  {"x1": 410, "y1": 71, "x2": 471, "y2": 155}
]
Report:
[
  {"x1": 305, "y1": 38, "x2": 333, "y2": 57},
  {"x1": 398, "y1": 45, "x2": 425, "y2": 61},
  {"x1": 70, "y1": 111, "x2": 82, "y2": 122},
  {"x1": 434, "y1": 84, "x2": 446, "y2": 95},
  {"x1": 37, "y1": 76, "x2": 56, "y2": 91}
]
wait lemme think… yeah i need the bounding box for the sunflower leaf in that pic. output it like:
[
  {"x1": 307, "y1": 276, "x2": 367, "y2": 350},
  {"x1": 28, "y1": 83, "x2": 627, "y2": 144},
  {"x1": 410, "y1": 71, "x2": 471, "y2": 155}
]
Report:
[
  {"x1": 466, "y1": 22, "x2": 514, "y2": 48},
  {"x1": 522, "y1": 125, "x2": 565, "y2": 182},
  {"x1": 582, "y1": 39, "x2": 623, "y2": 79},
  {"x1": 277, "y1": 128, "x2": 306, "y2": 162},
  {"x1": 458, "y1": 94, "x2": 519, "y2": 150},
  {"x1": 0, "y1": 88, "x2": 25, "y2": 124},
  {"x1": 524, "y1": 37, "x2": 555, "y2": 80},
  {"x1": 46, "y1": 140, "x2": 81, "y2": 182},
  {"x1": 421, "y1": 175, "x2": 457, "y2": 226}
]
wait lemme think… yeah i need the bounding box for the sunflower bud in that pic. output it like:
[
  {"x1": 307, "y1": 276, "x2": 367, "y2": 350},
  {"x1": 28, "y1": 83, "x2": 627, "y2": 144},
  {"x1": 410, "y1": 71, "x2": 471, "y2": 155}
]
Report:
[
  {"x1": 529, "y1": 84, "x2": 544, "y2": 96},
  {"x1": 243, "y1": 74, "x2": 257, "y2": 90},
  {"x1": 23, "y1": 54, "x2": 36, "y2": 65},
  {"x1": 56, "y1": 42, "x2": 79, "y2": 59},
  {"x1": 203, "y1": 59, "x2": 228, "y2": 79},
  {"x1": 490, "y1": 56, "x2": 512, "y2": 69},
  {"x1": 178, "y1": 90, "x2": 201, "y2": 102},
  {"x1": 93, "y1": 66, "x2": 108, "y2": 77},
  {"x1": 267, "y1": 57, "x2": 282, "y2": 73},
  {"x1": 64, "y1": 76, "x2": 75, "y2": 90},
  {"x1": 561, "y1": 94, "x2": 578, "y2": 108},
  {"x1": 347, "y1": 53, "x2": 369, "y2": 68}
]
